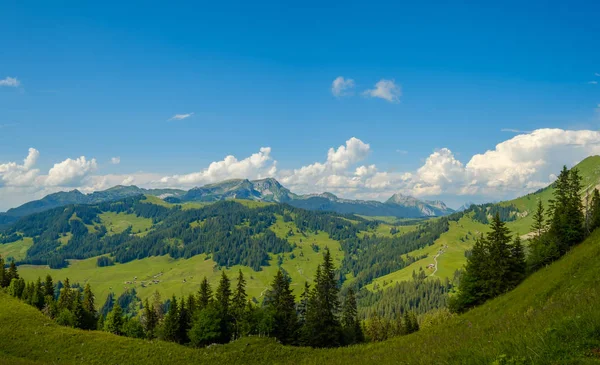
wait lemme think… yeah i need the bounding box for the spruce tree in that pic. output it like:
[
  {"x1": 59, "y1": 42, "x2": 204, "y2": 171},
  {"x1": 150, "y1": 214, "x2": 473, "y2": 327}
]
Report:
[
  {"x1": 104, "y1": 303, "x2": 124, "y2": 335},
  {"x1": 142, "y1": 298, "x2": 158, "y2": 338},
  {"x1": 0, "y1": 255, "x2": 5, "y2": 288},
  {"x1": 231, "y1": 270, "x2": 248, "y2": 339},
  {"x1": 198, "y1": 276, "x2": 213, "y2": 310},
  {"x1": 177, "y1": 298, "x2": 191, "y2": 344},
  {"x1": 486, "y1": 213, "x2": 513, "y2": 296},
  {"x1": 160, "y1": 295, "x2": 180, "y2": 342},
  {"x1": 32, "y1": 277, "x2": 45, "y2": 309},
  {"x1": 297, "y1": 281, "x2": 310, "y2": 326},
  {"x1": 341, "y1": 288, "x2": 362, "y2": 345},
  {"x1": 303, "y1": 248, "x2": 342, "y2": 347},
  {"x1": 531, "y1": 199, "x2": 546, "y2": 240},
  {"x1": 44, "y1": 274, "x2": 54, "y2": 298},
  {"x1": 82, "y1": 284, "x2": 97, "y2": 330},
  {"x1": 57, "y1": 278, "x2": 74, "y2": 312},
  {"x1": 151, "y1": 290, "x2": 164, "y2": 322},
  {"x1": 508, "y1": 235, "x2": 526, "y2": 288},
  {"x1": 7, "y1": 261, "x2": 19, "y2": 283},
  {"x1": 265, "y1": 269, "x2": 297, "y2": 345},
  {"x1": 215, "y1": 271, "x2": 232, "y2": 343}
]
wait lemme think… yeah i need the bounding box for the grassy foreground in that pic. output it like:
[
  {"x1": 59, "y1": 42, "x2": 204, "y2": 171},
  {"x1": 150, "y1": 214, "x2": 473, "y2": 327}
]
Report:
[{"x1": 2, "y1": 230, "x2": 600, "y2": 364}]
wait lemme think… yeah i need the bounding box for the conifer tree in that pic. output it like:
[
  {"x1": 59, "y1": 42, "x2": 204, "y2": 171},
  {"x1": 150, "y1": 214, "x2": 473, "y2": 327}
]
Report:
[
  {"x1": 57, "y1": 278, "x2": 74, "y2": 312},
  {"x1": 531, "y1": 199, "x2": 546, "y2": 240},
  {"x1": 32, "y1": 277, "x2": 45, "y2": 309},
  {"x1": 231, "y1": 270, "x2": 249, "y2": 339},
  {"x1": 303, "y1": 248, "x2": 342, "y2": 347},
  {"x1": 508, "y1": 236, "x2": 526, "y2": 287},
  {"x1": 7, "y1": 261, "x2": 19, "y2": 283},
  {"x1": 297, "y1": 281, "x2": 310, "y2": 327},
  {"x1": 177, "y1": 298, "x2": 190, "y2": 344},
  {"x1": 151, "y1": 290, "x2": 164, "y2": 322},
  {"x1": 198, "y1": 276, "x2": 213, "y2": 310},
  {"x1": 104, "y1": 303, "x2": 124, "y2": 335},
  {"x1": 142, "y1": 298, "x2": 158, "y2": 338},
  {"x1": 82, "y1": 284, "x2": 97, "y2": 330},
  {"x1": 44, "y1": 275, "x2": 54, "y2": 298},
  {"x1": 265, "y1": 269, "x2": 297, "y2": 345},
  {"x1": 0, "y1": 255, "x2": 6, "y2": 288},
  {"x1": 160, "y1": 295, "x2": 180, "y2": 342},
  {"x1": 215, "y1": 271, "x2": 232, "y2": 343},
  {"x1": 341, "y1": 288, "x2": 362, "y2": 345}
]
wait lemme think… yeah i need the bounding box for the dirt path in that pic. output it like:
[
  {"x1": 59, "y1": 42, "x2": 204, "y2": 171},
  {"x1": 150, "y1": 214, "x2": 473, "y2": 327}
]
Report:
[{"x1": 429, "y1": 248, "x2": 445, "y2": 277}]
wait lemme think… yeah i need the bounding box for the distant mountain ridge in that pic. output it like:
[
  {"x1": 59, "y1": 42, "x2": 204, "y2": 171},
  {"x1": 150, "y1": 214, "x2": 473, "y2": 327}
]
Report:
[
  {"x1": 0, "y1": 186, "x2": 186, "y2": 225},
  {"x1": 1, "y1": 178, "x2": 455, "y2": 222}
]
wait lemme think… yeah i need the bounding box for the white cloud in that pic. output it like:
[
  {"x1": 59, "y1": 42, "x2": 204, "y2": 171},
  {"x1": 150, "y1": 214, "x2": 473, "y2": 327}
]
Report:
[
  {"x1": 331, "y1": 77, "x2": 355, "y2": 97},
  {"x1": 363, "y1": 79, "x2": 401, "y2": 103},
  {"x1": 111, "y1": 157, "x2": 121, "y2": 165},
  {"x1": 0, "y1": 77, "x2": 20, "y2": 87},
  {"x1": 589, "y1": 81, "x2": 598, "y2": 85},
  {"x1": 159, "y1": 147, "x2": 277, "y2": 186},
  {"x1": 0, "y1": 148, "x2": 40, "y2": 187},
  {"x1": 169, "y1": 112, "x2": 194, "y2": 121},
  {"x1": 2, "y1": 129, "x2": 600, "y2": 211},
  {"x1": 595, "y1": 73, "x2": 600, "y2": 77},
  {"x1": 45, "y1": 156, "x2": 98, "y2": 187}
]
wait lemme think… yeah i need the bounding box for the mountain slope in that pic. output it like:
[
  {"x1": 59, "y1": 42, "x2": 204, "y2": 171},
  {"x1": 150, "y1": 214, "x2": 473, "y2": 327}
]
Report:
[
  {"x1": 0, "y1": 186, "x2": 186, "y2": 225},
  {"x1": 2, "y1": 228, "x2": 600, "y2": 364}
]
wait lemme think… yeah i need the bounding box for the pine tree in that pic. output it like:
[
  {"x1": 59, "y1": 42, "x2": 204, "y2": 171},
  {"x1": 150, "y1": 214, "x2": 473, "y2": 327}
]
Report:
[
  {"x1": 57, "y1": 278, "x2": 74, "y2": 312},
  {"x1": 341, "y1": 288, "x2": 362, "y2": 345},
  {"x1": 508, "y1": 235, "x2": 526, "y2": 288},
  {"x1": 531, "y1": 199, "x2": 546, "y2": 240},
  {"x1": 486, "y1": 213, "x2": 513, "y2": 296},
  {"x1": 265, "y1": 269, "x2": 297, "y2": 345},
  {"x1": 297, "y1": 281, "x2": 310, "y2": 326},
  {"x1": 72, "y1": 291, "x2": 86, "y2": 329},
  {"x1": 215, "y1": 271, "x2": 232, "y2": 343},
  {"x1": 32, "y1": 277, "x2": 45, "y2": 309},
  {"x1": 231, "y1": 270, "x2": 248, "y2": 339},
  {"x1": 151, "y1": 290, "x2": 164, "y2": 322},
  {"x1": 104, "y1": 303, "x2": 124, "y2": 335},
  {"x1": 160, "y1": 295, "x2": 180, "y2": 342},
  {"x1": 177, "y1": 298, "x2": 191, "y2": 344},
  {"x1": 7, "y1": 261, "x2": 19, "y2": 283},
  {"x1": 549, "y1": 166, "x2": 584, "y2": 254},
  {"x1": 0, "y1": 255, "x2": 6, "y2": 288},
  {"x1": 82, "y1": 284, "x2": 97, "y2": 330},
  {"x1": 142, "y1": 298, "x2": 158, "y2": 338},
  {"x1": 44, "y1": 274, "x2": 54, "y2": 298},
  {"x1": 198, "y1": 277, "x2": 213, "y2": 310},
  {"x1": 303, "y1": 248, "x2": 342, "y2": 347}
]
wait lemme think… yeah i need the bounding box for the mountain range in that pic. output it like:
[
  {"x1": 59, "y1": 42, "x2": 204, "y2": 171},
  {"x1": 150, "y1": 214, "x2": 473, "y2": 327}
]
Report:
[{"x1": 0, "y1": 178, "x2": 454, "y2": 225}]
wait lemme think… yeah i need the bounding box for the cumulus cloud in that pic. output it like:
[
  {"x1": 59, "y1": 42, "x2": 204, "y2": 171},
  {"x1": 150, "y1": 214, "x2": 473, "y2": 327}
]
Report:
[
  {"x1": 159, "y1": 147, "x2": 277, "y2": 186},
  {"x1": 280, "y1": 137, "x2": 371, "y2": 192},
  {"x1": 363, "y1": 79, "x2": 401, "y2": 103},
  {"x1": 45, "y1": 156, "x2": 98, "y2": 187},
  {"x1": 0, "y1": 148, "x2": 40, "y2": 187},
  {"x1": 0, "y1": 77, "x2": 20, "y2": 87},
  {"x1": 169, "y1": 112, "x2": 194, "y2": 121},
  {"x1": 331, "y1": 77, "x2": 355, "y2": 97},
  {"x1": 2, "y1": 128, "x2": 600, "y2": 211},
  {"x1": 111, "y1": 157, "x2": 121, "y2": 165}
]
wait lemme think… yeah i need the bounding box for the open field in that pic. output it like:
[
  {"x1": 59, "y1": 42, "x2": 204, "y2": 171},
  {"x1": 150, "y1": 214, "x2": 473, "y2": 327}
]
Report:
[
  {"x1": 17, "y1": 216, "x2": 343, "y2": 306},
  {"x1": 3, "y1": 228, "x2": 600, "y2": 364}
]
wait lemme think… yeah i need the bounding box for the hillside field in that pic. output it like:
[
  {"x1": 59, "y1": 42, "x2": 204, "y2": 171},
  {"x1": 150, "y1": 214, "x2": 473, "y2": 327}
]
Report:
[{"x1": 2, "y1": 227, "x2": 600, "y2": 364}]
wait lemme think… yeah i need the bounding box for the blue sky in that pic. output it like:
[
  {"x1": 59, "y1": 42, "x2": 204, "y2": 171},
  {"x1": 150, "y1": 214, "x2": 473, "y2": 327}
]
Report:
[{"x1": 1, "y1": 0, "x2": 599, "y2": 210}]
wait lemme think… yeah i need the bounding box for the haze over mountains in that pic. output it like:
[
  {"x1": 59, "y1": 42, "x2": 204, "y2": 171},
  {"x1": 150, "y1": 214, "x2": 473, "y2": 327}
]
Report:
[{"x1": 0, "y1": 177, "x2": 454, "y2": 225}]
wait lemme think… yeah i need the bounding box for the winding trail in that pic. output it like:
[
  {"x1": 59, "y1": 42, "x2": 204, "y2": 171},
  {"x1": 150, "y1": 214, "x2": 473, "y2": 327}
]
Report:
[{"x1": 429, "y1": 249, "x2": 444, "y2": 277}]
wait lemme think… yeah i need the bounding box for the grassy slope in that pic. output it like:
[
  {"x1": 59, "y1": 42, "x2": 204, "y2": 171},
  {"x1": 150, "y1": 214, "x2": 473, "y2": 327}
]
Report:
[
  {"x1": 17, "y1": 215, "x2": 342, "y2": 305},
  {"x1": 2, "y1": 230, "x2": 600, "y2": 364},
  {"x1": 366, "y1": 156, "x2": 600, "y2": 289},
  {"x1": 0, "y1": 237, "x2": 33, "y2": 262}
]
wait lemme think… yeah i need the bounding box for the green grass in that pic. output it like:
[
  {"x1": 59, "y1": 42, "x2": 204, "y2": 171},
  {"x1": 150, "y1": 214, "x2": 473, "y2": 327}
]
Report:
[
  {"x1": 99, "y1": 212, "x2": 153, "y2": 235},
  {"x1": 0, "y1": 237, "x2": 33, "y2": 262},
  {"x1": 3, "y1": 229, "x2": 600, "y2": 364},
  {"x1": 141, "y1": 195, "x2": 174, "y2": 207},
  {"x1": 17, "y1": 217, "x2": 343, "y2": 306}
]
